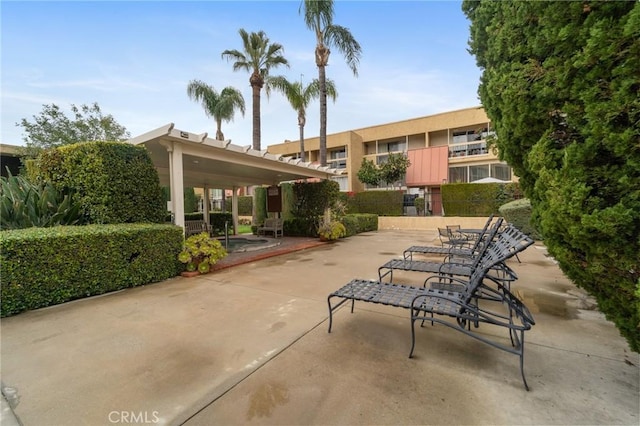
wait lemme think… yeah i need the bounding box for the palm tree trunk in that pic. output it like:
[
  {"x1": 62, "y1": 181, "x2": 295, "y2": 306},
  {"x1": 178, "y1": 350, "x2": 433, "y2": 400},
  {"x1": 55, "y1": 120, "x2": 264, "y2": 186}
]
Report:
[
  {"x1": 252, "y1": 84, "x2": 261, "y2": 151},
  {"x1": 215, "y1": 118, "x2": 224, "y2": 141},
  {"x1": 319, "y1": 65, "x2": 327, "y2": 166},
  {"x1": 299, "y1": 123, "x2": 305, "y2": 162}
]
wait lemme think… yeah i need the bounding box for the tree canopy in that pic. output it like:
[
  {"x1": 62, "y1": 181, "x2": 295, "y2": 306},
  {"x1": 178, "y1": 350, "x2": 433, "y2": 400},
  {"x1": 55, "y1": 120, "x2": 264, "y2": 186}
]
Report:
[
  {"x1": 356, "y1": 153, "x2": 411, "y2": 189},
  {"x1": 221, "y1": 29, "x2": 289, "y2": 151},
  {"x1": 300, "y1": 0, "x2": 361, "y2": 166},
  {"x1": 17, "y1": 102, "x2": 130, "y2": 157},
  {"x1": 463, "y1": 0, "x2": 640, "y2": 351},
  {"x1": 266, "y1": 76, "x2": 337, "y2": 162},
  {"x1": 186, "y1": 80, "x2": 245, "y2": 141}
]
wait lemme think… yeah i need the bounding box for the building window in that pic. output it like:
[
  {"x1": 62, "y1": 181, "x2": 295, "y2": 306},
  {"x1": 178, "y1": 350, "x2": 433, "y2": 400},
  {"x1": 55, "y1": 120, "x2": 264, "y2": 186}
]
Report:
[
  {"x1": 386, "y1": 141, "x2": 406, "y2": 152},
  {"x1": 329, "y1": 147, "x2": 347, "y2": 160},
  {"x1": 364, "y1": 142, "x2": 376, "y2": 155},
  {"x1": 449, "y1": 166, "x2": 467, "y2": 183},
  {"x1": 469, "y1": 165, "x2": 490, "y2": 182},
  {"x1": 491, "y1": 163, "x2": 511, "y2": 181},
  {"x1": 332, "y1": 176, "x2": 348, "y2": 191}
]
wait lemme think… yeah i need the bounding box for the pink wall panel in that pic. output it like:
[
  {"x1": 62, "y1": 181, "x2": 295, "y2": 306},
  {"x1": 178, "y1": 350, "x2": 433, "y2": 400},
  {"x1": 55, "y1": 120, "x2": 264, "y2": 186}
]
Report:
[{"x1": 406, "y1": 146, "x2": 448, "y2": 186}]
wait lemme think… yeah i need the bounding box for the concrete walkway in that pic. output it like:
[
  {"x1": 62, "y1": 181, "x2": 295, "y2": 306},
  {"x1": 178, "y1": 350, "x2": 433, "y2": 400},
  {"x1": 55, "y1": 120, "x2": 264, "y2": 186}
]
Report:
[{"x1": 1, "y1": 230, "x2": 638, "y2": 425}]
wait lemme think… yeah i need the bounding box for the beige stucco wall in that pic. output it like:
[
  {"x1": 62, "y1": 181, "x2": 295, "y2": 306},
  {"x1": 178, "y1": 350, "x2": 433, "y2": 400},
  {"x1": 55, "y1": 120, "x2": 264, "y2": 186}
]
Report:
[
  {"x1": 245, "y1": 215, "x2": 491, "y2": 232},
  {"x1": 268, "y1": 106, "x2": 490, "y2": 158},
  {"x1": 378, "y1": 216, "x2": 491, "y2": 231}
]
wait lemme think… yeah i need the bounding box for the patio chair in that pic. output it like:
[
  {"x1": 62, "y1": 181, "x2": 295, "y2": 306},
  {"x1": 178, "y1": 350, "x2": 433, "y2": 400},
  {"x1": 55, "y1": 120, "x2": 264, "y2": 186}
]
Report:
[
  {"x1": 327, "y1": 219, "x2": 536, "y2": 390},
  {"x1": 438, "y1": 227, "x2": 471, "y2": 249},
  {"x1": 380, "y1": 221, "x2": 534, "y2": 293},
  {"x1": 405, "y1": 215, "x2": 495, "y2": 261}
]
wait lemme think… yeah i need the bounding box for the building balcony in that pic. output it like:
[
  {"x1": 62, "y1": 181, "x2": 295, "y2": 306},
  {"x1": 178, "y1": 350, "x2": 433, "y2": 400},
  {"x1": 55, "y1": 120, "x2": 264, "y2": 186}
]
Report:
[{"x1": 448, "y1": 141, "x2": 489, "y2": 158}]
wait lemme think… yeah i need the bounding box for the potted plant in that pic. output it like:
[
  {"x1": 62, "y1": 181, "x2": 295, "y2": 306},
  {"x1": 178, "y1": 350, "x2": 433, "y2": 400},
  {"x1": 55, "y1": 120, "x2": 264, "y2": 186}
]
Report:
[
  {"x1": 317, "y1": 209, "x2": 347, "y2": 242},
  {"x1": 178, "y1": 232, "x2": 228, "y2": 276},
  {"x1": 318, "y1": 220, "x2": 346, "y2": 241}
]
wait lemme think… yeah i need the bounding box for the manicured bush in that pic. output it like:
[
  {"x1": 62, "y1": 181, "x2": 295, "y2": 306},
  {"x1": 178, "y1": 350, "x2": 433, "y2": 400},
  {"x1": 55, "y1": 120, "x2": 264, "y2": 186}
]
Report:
[
  {"x1": 280, "y1": 183, "x2": 295, "y2": 221},
  {"x1": 442, "y1": 182, "x2": 522, "y2": 216},
  {"x1": 345, "y1": 190, "x2": 404, "y2": 216},
  {"x1": 293, "y1": 180, "x2": 340, "y2": 220},
  {"x1": 0, "y1": 224, "x2": 183, "y2": 317},
  {"x1": 283, "y1": 217, "x2": 315, "y2": 237},
  {"x1": 414, "y1": 197, "x2": 426, "y2": 216},
  {"x1": 184, "y1": 188, "x2": 199, "y2": 213},
  {"x1": 224, "y1": 195, "x2": 253, "y2": 216},
  {"x1": 341, "y1": 213, "x2": 378, "y2": 237},
  {"x1": 209, "y1": 212, "x2": 234, "y2": 235},
  {"x1": 499, "y1": 199, "x2": 541, "y2": 240},
  {"x1": 254, "y1": 187, "x2": 267, "y2": 225},
  {"x1": 31, "y1": 141, "x2": 165, "y2": 224}
]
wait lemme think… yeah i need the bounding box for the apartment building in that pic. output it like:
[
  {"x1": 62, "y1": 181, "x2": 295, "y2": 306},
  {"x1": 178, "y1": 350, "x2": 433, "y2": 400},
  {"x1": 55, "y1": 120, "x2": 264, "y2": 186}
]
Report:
[{"x1": 267, "y1": 106, "x2": 514, "y2": 215}]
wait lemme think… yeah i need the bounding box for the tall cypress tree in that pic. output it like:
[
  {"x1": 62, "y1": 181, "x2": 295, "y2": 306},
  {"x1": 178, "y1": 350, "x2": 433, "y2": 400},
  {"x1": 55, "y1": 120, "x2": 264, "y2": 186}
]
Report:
[{"x1": 463, "y1": 1, "x2": 640, "y2": 351}]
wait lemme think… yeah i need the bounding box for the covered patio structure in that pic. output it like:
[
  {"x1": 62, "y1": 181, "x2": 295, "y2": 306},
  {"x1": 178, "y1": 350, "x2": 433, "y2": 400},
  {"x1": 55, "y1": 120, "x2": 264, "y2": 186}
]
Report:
[{"x1": 128, "y1": 123, "x2": 341, "y2": 233}]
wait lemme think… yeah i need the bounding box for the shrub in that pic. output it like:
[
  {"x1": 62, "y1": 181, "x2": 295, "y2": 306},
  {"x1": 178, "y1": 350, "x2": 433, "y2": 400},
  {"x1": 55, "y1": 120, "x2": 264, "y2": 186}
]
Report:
[
  {"x1": 31, "y1": 141, "x2": 165, "y2": 224},
  {"x1": 225, "y1": 195, "x2": 253, "y2": 216},
  {"x1": 254, "y1": 187, "x2": 267, "y2": 225},
  {"x1": 184, "y1": 188, "x2": 199, "y2": 213},
  {"x1": 293, "y1": 180, "x2": 340, "y2": 220},
  {"x1": 0, "y1": 172, "x2": 84, "y2": 229},
  {"x1": 345, "y1": 190, "x2": 404, "y2": 216},
  {"x1": 414, "y1": 197, "x2": 426, "y2": 216},
  {"x1": 0, "y1": 224, "x2": 183, "y2": 316},
  {"x1": 464, "y1": 0, "x2": 640, "y2": 351},
  {"x1": 442, "y1": 182, "x2": 522, "y2": 216},
  {"x1": 341, "y1": 214, "x2": 378, "y2": 236},
  {"x1": 317, "y1": 220, "x2": 346, "y2": 241},
  {"x1": 177, "y1": 232, "x2": 227, "y2": 273},
  {"x1": 283, "y1": 217, "x2": 316, "y2": 237},
  {"x1": 209, "y1": 212, "x2": 234, "y2": 235},
  {"x1": 499, "y1": 199, "x2": 542, "y2": 240}
]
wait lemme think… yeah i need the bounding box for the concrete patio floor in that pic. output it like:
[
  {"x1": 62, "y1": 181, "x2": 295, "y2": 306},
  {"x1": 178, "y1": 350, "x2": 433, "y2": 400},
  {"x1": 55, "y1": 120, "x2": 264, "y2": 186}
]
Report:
[{"x1": 1, "y1": 229, "x2": 638, "y2": 425}]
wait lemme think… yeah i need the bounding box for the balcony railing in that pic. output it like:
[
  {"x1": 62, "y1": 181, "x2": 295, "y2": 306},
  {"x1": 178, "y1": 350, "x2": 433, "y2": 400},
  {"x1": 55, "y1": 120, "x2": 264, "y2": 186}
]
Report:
[
  {"x1": 448, "y1": 141, "x2": 488, "y2": 158},
  {"x1": 329, "y1": 159, "x2": 347, "y2": 169}
]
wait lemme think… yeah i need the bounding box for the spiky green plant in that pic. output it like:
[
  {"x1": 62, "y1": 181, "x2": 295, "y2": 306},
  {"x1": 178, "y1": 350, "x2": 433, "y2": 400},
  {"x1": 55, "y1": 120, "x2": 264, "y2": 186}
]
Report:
[{"x1": 0, "y1": 171, "x2": 83, "y2": 230}]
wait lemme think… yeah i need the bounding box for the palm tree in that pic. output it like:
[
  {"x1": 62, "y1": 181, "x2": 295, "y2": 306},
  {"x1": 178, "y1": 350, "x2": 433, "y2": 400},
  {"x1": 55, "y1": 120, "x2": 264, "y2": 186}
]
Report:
[
  {"x1": 186, "y1": 80, "x2": 245, "y2": 141},
  {"x1": 266, "y1": 76, "x2": 337, "y2": 162},
  {"x1": 300, "y1": 0, "x2": 361, "y2": 166},
  {"x1": 222, "y1": 29, "x2": 289, "y2": 151}
]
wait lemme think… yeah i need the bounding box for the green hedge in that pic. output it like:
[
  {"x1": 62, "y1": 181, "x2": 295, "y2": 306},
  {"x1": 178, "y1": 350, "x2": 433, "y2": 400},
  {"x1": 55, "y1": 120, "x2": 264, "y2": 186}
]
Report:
[
  {"x1": 284, "y1": 213, "x2": 378, "y2": 238},
  {"x1": 31, "y1": 142, "x2": 165, "y2": 224},
  {"x1": 442, "y1": 183, "x2": 522, "y2": 216},
  {"x1": 225, "y1": 195, "x2": 253, "y2": 216},
  {"x1": 283, "y1": 217, "x2": 315, "y2": 237},
  {"x1": 341, "y1": 214, "x2": 378, "y2": 236},
  {"x1": 344, "y1": 190, "x2": 404, "y2": 216},
  {"x1": 499, "y1": 199, "x2": 542, "y2": 240},
  {"x1": 255, "y1": 187, "x2": 267, "y2": 225},
  {"x1": 0, "y1": 224, "x2": 183, "y2": 317}
]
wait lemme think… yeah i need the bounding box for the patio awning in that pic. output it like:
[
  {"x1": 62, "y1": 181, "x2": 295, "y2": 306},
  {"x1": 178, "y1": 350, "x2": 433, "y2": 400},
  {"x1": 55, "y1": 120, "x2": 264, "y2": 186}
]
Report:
[
  {"x1": 128, "y1": 123, "x2": 342, "y2": 230},
  {"x1": 128, "y1": 123, "x2": 340, "y2": 188}
]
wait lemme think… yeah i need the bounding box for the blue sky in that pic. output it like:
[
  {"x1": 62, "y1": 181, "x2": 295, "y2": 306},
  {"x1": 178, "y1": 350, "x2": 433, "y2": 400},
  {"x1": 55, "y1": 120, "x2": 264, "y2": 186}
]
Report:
[{"x1": 1, "y1": 0, "x2": 482, "y2": 148}]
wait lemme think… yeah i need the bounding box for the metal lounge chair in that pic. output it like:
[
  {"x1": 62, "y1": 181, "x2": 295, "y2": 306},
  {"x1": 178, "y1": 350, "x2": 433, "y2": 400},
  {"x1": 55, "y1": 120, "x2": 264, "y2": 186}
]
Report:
[
  {"x1": 327, "y1": 220, "x2": 536, "y2": 390},
  {"x1": 404, "y1": 215, "x2": 495, "y2": 261},
  {"x1": 380, "y1": 221, "x2": 534, "y2": 289}
]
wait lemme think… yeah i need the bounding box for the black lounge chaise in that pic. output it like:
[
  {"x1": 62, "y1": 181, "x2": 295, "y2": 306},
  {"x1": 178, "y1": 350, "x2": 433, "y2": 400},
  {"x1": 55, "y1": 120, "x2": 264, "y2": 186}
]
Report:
[
  {"x1": 404, "y1": 215, "x2": 495, "y2": 261},
  {"x1": 327, "y1": 220, "x2": 536, "y2": 390},
  {"x1": 379, "y1": 220, "x2": 533, "y2": 289}
]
